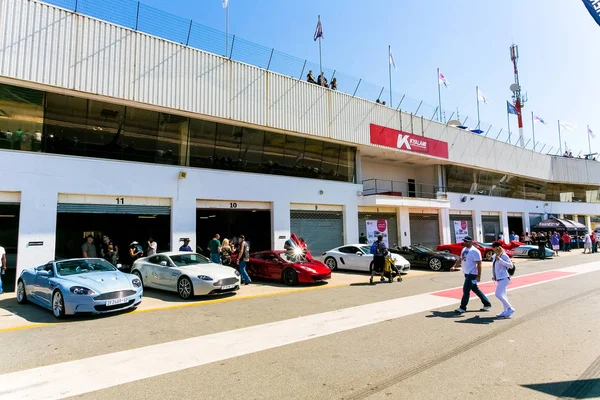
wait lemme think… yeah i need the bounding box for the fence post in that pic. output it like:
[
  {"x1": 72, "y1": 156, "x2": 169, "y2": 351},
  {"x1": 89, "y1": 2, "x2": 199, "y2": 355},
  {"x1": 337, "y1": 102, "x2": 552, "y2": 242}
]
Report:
[
  {"x1": 352, "y1": 79, "x2": 361, "y2": 97},
  {"x1": 74, "y1": 0, "x2": 78, "y2": 12},
  {"x1": 410, "y1": 113, "x2": 414, "y2": 134},
  {"x1": 495, "y1": 129, "x2": 503, "y2": 140},
  {"x1": 229, "y1": 35, "x2": 236, "y2": 59},
  {"x1": 415, "y1": 100, "x2": 423, "y2": 115},
  {"x1": 430, "y1": 106, "x2": 439, "y2": 122},
  {"x1": 266, "y1": 48, "x2": 274, "y2": 71},
  {"x1": 299, "y1": 60, "x2": 307, "y2": 80},
  {"x1": 185, "y1": 20, "x2": 193, "y2": 46},
  {"x1": 135, "y1": 1, "x2": 140, "y2": 30},
  {"x1": 375, "y1": 179, "x2": 378, "y2": 194},
  {"x1": 539, "y1": 144, "x2": 547, "y2": 153},
  {"x1": 421, "y1": 116, "x2": 424, "y2": 136}
]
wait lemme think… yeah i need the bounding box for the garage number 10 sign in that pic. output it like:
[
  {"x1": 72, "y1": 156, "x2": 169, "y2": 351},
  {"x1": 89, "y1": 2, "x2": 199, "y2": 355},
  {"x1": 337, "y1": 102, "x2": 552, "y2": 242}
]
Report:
[
  {"x1": 366, "y1": 220, "x2": 389, "y2": 247},
  {"x1": 454, "y1": 220, "x2": 469, "y2": 243}
]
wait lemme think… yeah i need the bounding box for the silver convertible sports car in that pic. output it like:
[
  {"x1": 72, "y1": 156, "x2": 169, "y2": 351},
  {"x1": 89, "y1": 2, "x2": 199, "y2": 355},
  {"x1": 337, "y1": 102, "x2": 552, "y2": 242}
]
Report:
[
  {"x1": 16, "y1": 258, "x2": 143, "y2": 319},
  {"x1": 131, "y1": 252, "x2": 241, "y2": 299}
]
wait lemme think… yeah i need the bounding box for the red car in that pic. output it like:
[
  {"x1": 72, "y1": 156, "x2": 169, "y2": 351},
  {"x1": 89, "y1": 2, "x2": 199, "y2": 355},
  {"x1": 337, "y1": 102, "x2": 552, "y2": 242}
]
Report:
[
  {"x1": 436, "y1": 242, "x2": 514, "y2": 261},
  {"x1": 246, "y1": 250, "x2": 332, "y2": 286}
]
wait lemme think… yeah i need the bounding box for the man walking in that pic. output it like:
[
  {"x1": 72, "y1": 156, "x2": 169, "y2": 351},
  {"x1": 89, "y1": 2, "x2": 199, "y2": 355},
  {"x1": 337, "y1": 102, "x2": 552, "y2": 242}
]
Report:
[
  {"x1": 371, "y1": 235, "x2": 389, "y2": 283},
  {"x1": 208, "y1": 234, "x2": 222, "y2": 264},
  {"x1": 583, "y1": 231, "x2": 592, "y2": 254},
  {"x1": 450, "y1": 236, "x2": 492, "y2": 314}
]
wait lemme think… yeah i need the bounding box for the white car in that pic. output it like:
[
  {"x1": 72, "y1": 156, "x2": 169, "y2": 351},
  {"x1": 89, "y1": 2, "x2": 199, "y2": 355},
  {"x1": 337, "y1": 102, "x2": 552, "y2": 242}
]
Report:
[
  {"x1": 131, "y1": 252, "x2": 241, "y2": 299},
  {"x1": 322, "y1": 244, "x2": 410, "y2": 274}
]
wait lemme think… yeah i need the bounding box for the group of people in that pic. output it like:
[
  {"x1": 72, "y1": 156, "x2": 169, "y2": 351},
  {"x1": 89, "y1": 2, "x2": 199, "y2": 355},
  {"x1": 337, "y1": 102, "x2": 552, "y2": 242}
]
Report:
[
  {"x1": 306, "y1": 70, "x2": 337, "y2": 90},
  {"x1": 79, "y1": 234, "x2": 159, "y2": 267},
  {"x1": 205, "y1": 234, "x2": 251, "y2": 285}
]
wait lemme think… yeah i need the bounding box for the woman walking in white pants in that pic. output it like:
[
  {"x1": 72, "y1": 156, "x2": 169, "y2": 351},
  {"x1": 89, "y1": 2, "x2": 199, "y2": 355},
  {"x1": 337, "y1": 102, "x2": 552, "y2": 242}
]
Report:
[{"x1": 491, "y1": 242, "x2": 515, "y2": 318}]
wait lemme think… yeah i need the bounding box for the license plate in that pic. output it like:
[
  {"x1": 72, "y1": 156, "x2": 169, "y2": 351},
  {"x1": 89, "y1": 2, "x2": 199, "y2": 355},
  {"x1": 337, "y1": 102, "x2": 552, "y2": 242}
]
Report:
[
  {"x1": 222, "y1": 284, "x2": 236, "y2": 290},
  {"x1": 106, "y1": 298, "x2": 128, "y2": 306}
]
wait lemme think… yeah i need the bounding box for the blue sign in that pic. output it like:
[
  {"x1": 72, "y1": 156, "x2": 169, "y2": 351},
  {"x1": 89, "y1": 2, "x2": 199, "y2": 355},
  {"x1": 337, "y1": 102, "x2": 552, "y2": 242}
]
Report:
[{"x1": 582, "y1": 0, "x2": 600, "y2": 26}]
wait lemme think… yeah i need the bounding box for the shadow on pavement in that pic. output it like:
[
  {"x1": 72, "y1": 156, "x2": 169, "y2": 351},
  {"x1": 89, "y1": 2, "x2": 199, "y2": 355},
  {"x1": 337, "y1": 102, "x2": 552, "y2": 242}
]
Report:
[
  {"x1": 523, "y1": 378, "x2": 600, "y2": 399},
  {"x1": 454, "y1": 315, "x2": 497, "y2": 325}
]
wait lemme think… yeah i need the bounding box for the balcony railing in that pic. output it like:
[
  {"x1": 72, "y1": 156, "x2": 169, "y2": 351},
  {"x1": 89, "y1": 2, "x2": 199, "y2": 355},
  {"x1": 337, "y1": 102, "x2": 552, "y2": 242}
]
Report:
[{"x1": 362, "y1": 179, "x2": 446, "y2": 200}]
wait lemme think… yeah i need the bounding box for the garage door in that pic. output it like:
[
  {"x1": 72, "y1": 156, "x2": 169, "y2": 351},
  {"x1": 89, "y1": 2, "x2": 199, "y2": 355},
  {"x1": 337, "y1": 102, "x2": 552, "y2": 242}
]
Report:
[
  {"x1": 358, "y1": 212, "x2": 398, "y2": 247},
  {"x1": 449, "y1": 215, "x2": 474, "y2": 244},
  {"x1": 57, "y1": 204, "x2": 171, "y2": 215},
  {"x1": 290, "y1": 211, "x2": 344, "y2": 255},
  {"x1": 409, "y1": 214, "x2": 440, "y2": 249}
]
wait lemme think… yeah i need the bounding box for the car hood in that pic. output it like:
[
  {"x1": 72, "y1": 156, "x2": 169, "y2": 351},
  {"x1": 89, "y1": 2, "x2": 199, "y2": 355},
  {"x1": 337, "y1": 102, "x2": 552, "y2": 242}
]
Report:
[
  {"x1": 434, "y1": 251, "x2": 458, "y2": 260},
  {"x1": 175, "y1": 264, "x2": 238, "y2": 280},
  {"x1": 390, "y1": 254, "x2": 410, "y2": 264},
  {"x1": 290, "y1": 261, "x2": 331, "y2": 274},
  {"x1": 57, "y1": 271, "x2": 134, "y2": 292}
]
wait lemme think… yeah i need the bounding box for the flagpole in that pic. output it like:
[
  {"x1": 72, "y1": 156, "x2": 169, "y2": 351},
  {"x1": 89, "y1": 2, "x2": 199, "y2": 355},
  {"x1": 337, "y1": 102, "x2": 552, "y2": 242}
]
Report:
[
  {"x1": 437, "y1": 68, "x2": 442, "y2": 122},
  {"x1": 506, "y1": 107, "x2": 511, "y2": 144},
  {"x1": 476, "y1": 86, "x2": 480, "y2": 129},
  {"x1": 388, "y1": 45, "x2": 393, "y2": 107},
  {"x1": 531, "y1": 112, "x2": 536, "y2": 151},
  {"x1": 588, "y1": 125, "x2": 592, "y2": 155},
  {"x1": 558, "y1": 120, "x2": 562, "y2": 154},
  {"x1": 225, "y1": 1, "x2": 229, "y2": 56},
  {"x1": 318, "y1": 15, "x2": 323, "y2": 78}
]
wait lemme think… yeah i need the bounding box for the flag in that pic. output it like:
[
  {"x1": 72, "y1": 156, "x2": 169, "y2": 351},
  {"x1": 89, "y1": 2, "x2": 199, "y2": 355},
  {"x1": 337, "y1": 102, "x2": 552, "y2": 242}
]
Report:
[
  {"x1": 507, "y1": 101, "x2": 518, "y2": 115},
  {"x1": 389, "y1": 48, "x2": 397, "y2": 70},
  {"x1": 534, "y1": 115, "x2": 547, "y2": 125},
  {"x1": 222, "y1": 0, "x2": 228, "y2": 8},
  {"x1": 582, "y1": 0, "x2": 600, "y2": 27},
  {"x1": 477, "y1": 88, "x2": 489, "y2": 105},
  {"x1": 589, "y1": 126, "x2": 596, "y2": 139},
  {"x1": 314, "y1": 19, "x2": 323, "y2": 41},
  {"x1": 560, "y1": 121, "x2": 577, "y2": 132},
  {"x1": 438, "y1": 71, "x2": 450, "y2": 88}
]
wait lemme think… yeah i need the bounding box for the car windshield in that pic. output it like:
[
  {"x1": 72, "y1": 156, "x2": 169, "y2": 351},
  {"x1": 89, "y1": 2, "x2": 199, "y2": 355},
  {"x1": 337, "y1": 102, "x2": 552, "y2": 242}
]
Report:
[
  {"x1": 411, "y1": 245, "x2": 433, "y2": 253},
  {"x1": 56, "y1": 259, "x2": 116, "y2": 276},
  {"x1": 170, "y1": 253, "x2": 211, "y2": 267},
  {"x1": 360, "y1": 246, "x2": 371, "y2": 254},
  {"x1": 281, "y1": 251, "x2": 307, "y2": 263}
]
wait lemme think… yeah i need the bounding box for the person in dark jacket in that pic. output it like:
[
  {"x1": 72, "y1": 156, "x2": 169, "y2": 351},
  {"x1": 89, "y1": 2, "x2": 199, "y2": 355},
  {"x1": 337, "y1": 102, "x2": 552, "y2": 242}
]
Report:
[{"x1": 537, "y1": 233, "x2": 547, "y2": 260}]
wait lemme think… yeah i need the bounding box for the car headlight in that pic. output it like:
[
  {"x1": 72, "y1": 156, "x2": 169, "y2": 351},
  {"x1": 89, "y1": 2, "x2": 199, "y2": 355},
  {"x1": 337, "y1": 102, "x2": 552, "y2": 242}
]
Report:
[
  {"x1": 234, "y1": 270, "x2": 240, "y2": 276},
  {"x1": 70, "y1": 286, "x2": 95, "y2": 295},
  {"x1": 197, "y1": 275, "x2": 213, "y2": 281},
  {"x1": 132, "y1": 279, "x2": 142, "y2": 288},
  {"x1": 299, "y1": 266, "x2": 317, "y2": 273}
]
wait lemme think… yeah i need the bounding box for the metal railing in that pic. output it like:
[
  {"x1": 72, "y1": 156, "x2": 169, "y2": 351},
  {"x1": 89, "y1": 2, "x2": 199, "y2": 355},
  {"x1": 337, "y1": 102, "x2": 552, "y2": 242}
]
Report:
[
  {"x1": 362, "y1": 179, "x2": 446, "y2": 200},
  {"x1": 38, "y1": 0, "x2": 583, "y2": 157}
]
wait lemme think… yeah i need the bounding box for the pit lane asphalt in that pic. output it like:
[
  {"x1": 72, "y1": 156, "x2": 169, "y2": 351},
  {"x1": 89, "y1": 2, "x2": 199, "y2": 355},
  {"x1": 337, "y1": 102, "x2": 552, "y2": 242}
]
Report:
[{"x1": 1, "y1": 252, "x2": 598, "y2": 399}]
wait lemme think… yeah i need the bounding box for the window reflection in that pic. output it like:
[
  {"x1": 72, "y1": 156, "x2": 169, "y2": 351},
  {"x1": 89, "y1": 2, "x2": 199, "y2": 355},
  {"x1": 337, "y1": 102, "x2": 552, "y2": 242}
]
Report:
[
  {"x1": 214, "y1": 124, "x2": 242, "y2": 170},
  {"x1": 283, "y1": 135, "x2": 306, "y2": 176},
  {"x1": 322, "y1": 142, "x2": 340, "y2": 180},
  {"x1": 122, "y1": 108, "x2": 158, "y2": 164},
  {"x1": 263, "y1": 131, "x2": 285, "y2": 174},
  {"x1": 189, "y1": 119, "x2": 216, "y2": 168},
  {"x1": 239, "y1": 128, "x2": 264, "y2": 172},
  {"x1": 0, "y1": 85, "x2": 43, "y2": 152},
  {"x1": 44, "y1": 94, "x2": 88, "y2": 157}
]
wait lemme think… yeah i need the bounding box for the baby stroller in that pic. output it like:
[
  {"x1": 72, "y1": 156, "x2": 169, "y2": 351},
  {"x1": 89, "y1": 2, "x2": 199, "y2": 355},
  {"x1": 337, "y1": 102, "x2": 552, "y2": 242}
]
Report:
[{"x1": 369, "y1": 254, "x2": 403, "y2": 285}]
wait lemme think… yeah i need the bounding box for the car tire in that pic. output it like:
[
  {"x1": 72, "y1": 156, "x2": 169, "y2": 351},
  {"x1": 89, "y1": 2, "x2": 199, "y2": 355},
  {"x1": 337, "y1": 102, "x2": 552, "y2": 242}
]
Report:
[
  {"x1": 52, "y1": 290, "x2": 65, "y2": 319},
  {"x1": 528, "y1": 249, "x2": 539, "y2": 258},
  {"x1": 428, "y1": 258, "x2": 443, "y2": 271},
  {"x1": 16, "y1": 280, "x2": 28, "y2": 304},
  {"x1": 484, "y1": 251, "x2": 494, "y2": 261},
  {"x1": 132, "y1": 270, "x2": 144, "y2": 287},
  {"x1": 282, "y1": 268, "x2": 299, "y2": 286},
  {"x1": 324, "y1": 257, "x2": 338, "y2": 271},
  {"x1": 177, "y1": 276, "x2": 194, "y2": 299}
]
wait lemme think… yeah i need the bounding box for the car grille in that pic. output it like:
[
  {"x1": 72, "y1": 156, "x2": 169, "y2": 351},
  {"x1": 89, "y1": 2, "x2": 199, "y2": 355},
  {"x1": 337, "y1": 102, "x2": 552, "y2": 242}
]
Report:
[
  {"x1": 213, "y1": 277, "x2": 239, "y2": 287},
  {"x1": 208, "y1": 286, "x2": 239, "y2": 295},
  {"x1": 94, "y1": 299, "x2": 135, "y2": 312},
  {"x1": 93, "y1": 290, "x2": 137, "y2": 301}
]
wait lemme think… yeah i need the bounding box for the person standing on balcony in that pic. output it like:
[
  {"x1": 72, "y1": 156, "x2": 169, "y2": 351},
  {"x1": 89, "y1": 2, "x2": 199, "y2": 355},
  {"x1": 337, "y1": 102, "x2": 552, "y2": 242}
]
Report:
[
  {"x1": 306, "y1": 70, "x2": 316, "y2": 84},
  {"x1": 330, "y1": 78, "x2": 338, "y2": 90},
  {"x1": 318, "y1": 72, "x2": 328, "y2": 88}
]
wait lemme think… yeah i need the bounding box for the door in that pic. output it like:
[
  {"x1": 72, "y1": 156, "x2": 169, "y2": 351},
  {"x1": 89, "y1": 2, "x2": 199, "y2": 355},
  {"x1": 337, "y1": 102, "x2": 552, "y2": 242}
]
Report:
[
  {"x1": 409, "y1": 214, "x2": 440, "y2": 249},
  {"x1": 337, "y1": 245, "x2": 364, "y2": 270},
  {"x1": 144, "y1": 256, "x2": 162, "y2": 288},
  {"x1": 290, "y1": 211, "x2": 344, "y2": 255},
  {"x1": 33, "y1": 263, "x2": 54, "y2": 307},
  {"x1": 154, "y1": 255, "x2": 178, "y2": 290},
  {"x1": 265, "y1": 253, "x2": 285, "y2": 279}
]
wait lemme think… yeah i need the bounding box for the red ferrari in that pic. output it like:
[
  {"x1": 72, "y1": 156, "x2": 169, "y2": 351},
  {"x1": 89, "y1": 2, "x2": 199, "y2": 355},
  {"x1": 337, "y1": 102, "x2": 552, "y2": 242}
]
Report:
[
  {"x1": 436, "y1": 242, "x2": 514, "y2": 261},
  {"x1": 246, "y1": 250, "x2": 331, "y2": 286}
]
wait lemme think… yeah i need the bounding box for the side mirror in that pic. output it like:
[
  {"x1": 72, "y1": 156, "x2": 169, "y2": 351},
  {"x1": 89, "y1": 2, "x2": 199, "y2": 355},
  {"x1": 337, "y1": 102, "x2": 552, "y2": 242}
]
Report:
[
  {"x1": 356, "y1": 252, "x2": 363, "y2": 256},
  {"x1": 160, "y1": 261, "x2": 168, "y2": 266},
  {"x1": 36, "y1": 270, "x2": 50, "y2": 277}
]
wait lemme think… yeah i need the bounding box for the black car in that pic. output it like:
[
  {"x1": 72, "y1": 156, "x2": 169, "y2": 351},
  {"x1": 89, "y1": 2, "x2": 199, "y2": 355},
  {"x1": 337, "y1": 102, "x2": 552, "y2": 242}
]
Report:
[{"x1": 389, "y1": 245, "x2": 458, "y2": 271}]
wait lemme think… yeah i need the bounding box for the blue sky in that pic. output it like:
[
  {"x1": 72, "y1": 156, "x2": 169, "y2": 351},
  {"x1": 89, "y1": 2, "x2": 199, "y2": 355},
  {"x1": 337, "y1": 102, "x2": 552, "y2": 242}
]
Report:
[{"x1": 138, "y1": 0, "x2": 598, "y2": 156}]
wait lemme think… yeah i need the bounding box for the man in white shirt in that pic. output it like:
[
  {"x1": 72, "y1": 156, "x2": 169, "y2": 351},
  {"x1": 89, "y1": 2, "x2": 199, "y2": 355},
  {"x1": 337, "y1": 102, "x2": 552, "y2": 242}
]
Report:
[
  {"x1": 147, "y1": 236, "x2": 158, "y2": 256},
  {"x1": 0, "y1": 245, "x2": 6, "y2": 295},
  {"x1": 450, "y1": 236, "x2": 492, "y2": 314}
]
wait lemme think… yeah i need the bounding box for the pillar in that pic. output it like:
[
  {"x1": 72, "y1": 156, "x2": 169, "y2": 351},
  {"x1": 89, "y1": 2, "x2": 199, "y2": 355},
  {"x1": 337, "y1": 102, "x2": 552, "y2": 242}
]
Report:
[
  {"x1": 272, "y1": 200, "x2": 291, "y2": 250},
  {"x1": 585, "y1": 215, "x2": 592, "y2": 232},
  {"x1": 170, "y1": 186, "x2": 197, "y2": 252},
  {"x1": 398, "y1": 208, "x2": 411, "y2": 246},
  {"x1": 355, "y1": 149, "x2": 363, "y2": 184},
  {"x1": 344, "y1": 203, "x2": 359, "y2": 245},
  {"x1": 500, "y1": 210, "x2": 510, "y2": 244},
  {"x1": 439, "y1": 208, "x2": 451, "y2": 244},
  {"x1": 523, "y1": 212, "x2": 531, "y2": 235},
  {"x1": 473, "y1": 209, "x2": 483, "y2": 242}
]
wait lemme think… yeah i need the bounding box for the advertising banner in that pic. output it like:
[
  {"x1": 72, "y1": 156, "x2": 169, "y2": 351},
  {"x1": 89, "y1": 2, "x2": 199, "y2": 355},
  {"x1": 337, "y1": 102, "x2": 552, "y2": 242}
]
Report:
[
  {"x1": 366, "y1": 220, "x2": 389, "y2": 247},
  {"x1": 369, "y1": 124, "x2": 449, "y2": 159},
  {"x1": 454, "y1": 220, "x2": 469, "y2": 243},
  {"x1": 582, "y1": 0, "x2": 600, "y2": 27}
]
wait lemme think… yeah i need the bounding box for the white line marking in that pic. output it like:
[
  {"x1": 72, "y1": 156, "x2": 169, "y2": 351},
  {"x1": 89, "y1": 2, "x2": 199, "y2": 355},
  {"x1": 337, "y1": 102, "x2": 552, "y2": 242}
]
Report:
[{"x1": 1, "y1": 262, "x2": 600, "y2": 400}]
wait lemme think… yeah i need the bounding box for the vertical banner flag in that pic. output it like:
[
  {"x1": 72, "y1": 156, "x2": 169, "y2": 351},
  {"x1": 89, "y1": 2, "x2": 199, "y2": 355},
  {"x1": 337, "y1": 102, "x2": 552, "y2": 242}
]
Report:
[
  {"x1": 222, "y1": 0, "x2": 228, "y2": 8},
  {"x1": 366, "y1": 220, "x2": 389, "y2": 247},
  {"x1": 314, "y1": 19, "x2": 323, "y2": 41},
  {"x1": 589, "y1": 126, "x2": 596, "y2": 139},
  {"x1": 560, "y1": 121, "x2": 577, "y2": 132},
  {"x1": 454, "y1": 220, "x2": 469, "y2": 243},
  {"x1": 534, "y1": 115, "x2": 547, "y2": 125},
  {"x1": 507, "y1": 101, "x2": 518, "y2": 115},
  {"x1": 389, "y1": 48, "x2": 397, "y2": 70},
  {"x1": 477, "y1": 88, "x2": 490, "y2": 105},
  {"x1": 582, "y1": 0, "x2": 600, "y2": 27},
  {"x1": 439, "y1": 71, "x2": 450, "y2": 88}
]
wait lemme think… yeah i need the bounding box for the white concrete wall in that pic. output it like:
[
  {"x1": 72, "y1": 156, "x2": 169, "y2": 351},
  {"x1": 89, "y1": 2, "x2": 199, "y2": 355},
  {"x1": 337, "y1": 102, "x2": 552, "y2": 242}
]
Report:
[
  {"x1": 0, "y1": 150, "x2": 361, "y2": 278},
  {"x1": 0, "y1": 0, "x2": 594, "y2": 185},
  {"x1": 361, "y1": 161, "x2": 436, "y2": 185}
]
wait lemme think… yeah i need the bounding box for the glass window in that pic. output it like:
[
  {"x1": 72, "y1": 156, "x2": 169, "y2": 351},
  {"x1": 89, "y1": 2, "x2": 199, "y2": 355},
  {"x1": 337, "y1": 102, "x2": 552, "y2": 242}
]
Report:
[
  {"x1": 283, "y1": 135, "x2": 306, "y2": 175},
  {"x1": 85, "y1": 100, "x2": 126, "y2": 161},
  {"x1": 157, "y1": 113, "x2": 188, "y2": 166},
  {"x1": 121, "y1": 107, "x2": 159, "y2": 164},
  {"x1": 43, "y1": 93, "x2": 88, "y2": 157},
  {"x1": 338, "y1": 146, "x2": 356, "y2": 183},
  {"x1": 303, "y1": 138, "x2": 324, "y2": 178},
  {"x1": 0, "y1": 84, "x2": 44, "y2": 152},
  {"x1": 321, "y1": 142, "x2": 340, "y2": 180},
  {"x1": 213, "y1": 124, "x2": 241, "y2": 170},
  {"x1": 262, "y1": 131, "x2": 285, "y2": 174},
  {"x1": 189, "y1": 119, "x2": 216, "y2": 168},
  {"x1": 239, "y1": 128, "x2": 264, "y2": 172},
  {"x1": 338, "y1": 246, "x2": 359, "y2": 254}
]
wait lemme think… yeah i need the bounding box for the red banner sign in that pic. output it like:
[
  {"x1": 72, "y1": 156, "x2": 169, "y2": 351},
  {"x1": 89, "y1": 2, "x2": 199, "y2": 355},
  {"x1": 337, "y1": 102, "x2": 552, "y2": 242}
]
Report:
[{"x1": 369, "y1": 124, "x2": 449, "y2": 159}]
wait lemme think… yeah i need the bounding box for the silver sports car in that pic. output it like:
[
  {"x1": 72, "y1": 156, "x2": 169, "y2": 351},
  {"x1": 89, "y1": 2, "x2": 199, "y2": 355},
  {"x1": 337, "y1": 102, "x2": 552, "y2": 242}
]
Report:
[
  {"x1": 131, "y1": 252, "x2": 241, "y2": 299},
  {"x1": 16, "y1": 258, "x2": 143, "y2": 319}
]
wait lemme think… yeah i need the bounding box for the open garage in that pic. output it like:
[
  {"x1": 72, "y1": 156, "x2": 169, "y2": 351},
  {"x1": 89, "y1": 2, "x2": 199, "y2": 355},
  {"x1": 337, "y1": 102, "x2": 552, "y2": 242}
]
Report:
[{"x1": 0, "y1": 193, "x2": 20, "y2": 292}]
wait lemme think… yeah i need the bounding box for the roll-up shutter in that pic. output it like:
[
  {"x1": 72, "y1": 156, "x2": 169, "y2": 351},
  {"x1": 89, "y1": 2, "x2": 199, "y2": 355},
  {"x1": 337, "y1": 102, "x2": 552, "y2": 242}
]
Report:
[
  {"x1": 449, "y1": 215, "x2": 474, "y2": 244},
  {"x1": 57, "y1": 204, "x2": 171, "y2": 215},
  {"x1": 358, "y1": 212, "x2": 398, "y2": 247},
  {"x1": 409, "y1": 214, "x2": 440, "y2": 249},
  {"x1": 290, "y1": 211, "x2": 344, "y2": 255}
]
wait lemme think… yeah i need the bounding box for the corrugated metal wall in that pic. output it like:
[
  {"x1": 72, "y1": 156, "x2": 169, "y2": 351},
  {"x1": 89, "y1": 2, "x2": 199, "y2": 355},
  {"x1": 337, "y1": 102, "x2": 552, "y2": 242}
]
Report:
[{"x1": 0, "y1": 0, "x2": 585, "y2": 184}]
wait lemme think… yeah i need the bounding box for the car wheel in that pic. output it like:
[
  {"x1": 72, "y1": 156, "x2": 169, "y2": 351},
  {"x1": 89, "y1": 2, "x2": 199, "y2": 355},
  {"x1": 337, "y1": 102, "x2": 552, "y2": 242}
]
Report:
[
  {"x1": 177, "y1": 277, "x2": 194, "y2": 299},
  {"x1": 324, "y1": 257, "x2": 338, "y2": 271},
  {"x1": 428, "y1": 258, "x2": 443, "y2": 271},
  {"x1": 282, "y1": 268, "x2": 299, "y2": 286},
  {"x1": 16, "y1": 280, "x2": 28, "y2": 304},
  {"x1": 484, "y1": 251, "x2": 494, "y2": 261},
  {"x1": 528, "y1": 249, "x2": 539, "y2": 258},
  {"x1": 52, "y1": 290, "x2": 65, "y2": 319},
  {"x1": 132, "y1": 270, "x2": 144, "y2": 286}
]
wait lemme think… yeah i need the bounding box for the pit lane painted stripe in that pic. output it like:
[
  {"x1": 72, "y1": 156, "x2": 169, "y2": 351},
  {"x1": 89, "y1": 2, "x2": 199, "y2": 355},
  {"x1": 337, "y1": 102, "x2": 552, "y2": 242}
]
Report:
[{"x1": 1, "y1": 262, "x2": 599, "y2": 400}]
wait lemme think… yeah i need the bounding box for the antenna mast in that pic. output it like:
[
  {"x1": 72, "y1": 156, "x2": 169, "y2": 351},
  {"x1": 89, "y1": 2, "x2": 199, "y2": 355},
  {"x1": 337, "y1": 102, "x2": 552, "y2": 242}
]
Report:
[{"x1": 510, "y1": 44, "x2": 527, "y2": 147}]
